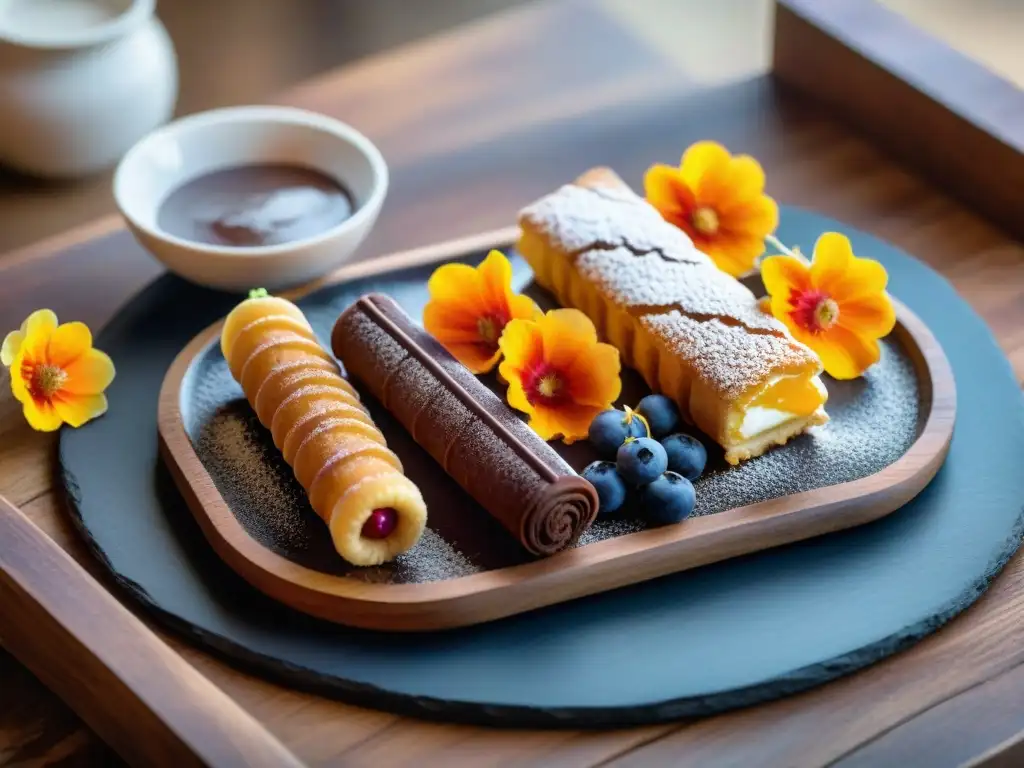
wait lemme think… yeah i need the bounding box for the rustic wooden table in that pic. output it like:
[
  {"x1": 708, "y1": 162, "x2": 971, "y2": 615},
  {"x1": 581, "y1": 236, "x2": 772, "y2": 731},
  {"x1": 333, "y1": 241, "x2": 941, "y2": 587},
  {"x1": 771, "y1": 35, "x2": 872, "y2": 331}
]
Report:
[{"x1": 2, "y1": 0, "x2": 1024, "y2": 765}]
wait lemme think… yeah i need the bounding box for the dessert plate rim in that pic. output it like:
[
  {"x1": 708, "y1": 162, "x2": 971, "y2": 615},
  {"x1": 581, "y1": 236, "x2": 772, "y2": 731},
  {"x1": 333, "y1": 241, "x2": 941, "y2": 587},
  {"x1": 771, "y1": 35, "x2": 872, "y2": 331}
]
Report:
[{"x1": 157, "y1": 226, "x2": 957, "y2": 631}]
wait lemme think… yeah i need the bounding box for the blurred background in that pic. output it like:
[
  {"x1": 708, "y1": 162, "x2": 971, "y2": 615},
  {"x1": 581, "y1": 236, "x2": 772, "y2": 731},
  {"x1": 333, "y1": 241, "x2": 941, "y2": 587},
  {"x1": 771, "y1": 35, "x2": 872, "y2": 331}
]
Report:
[{"x1": 0, "y1": 0, "x2": 1019, "y2": 256}]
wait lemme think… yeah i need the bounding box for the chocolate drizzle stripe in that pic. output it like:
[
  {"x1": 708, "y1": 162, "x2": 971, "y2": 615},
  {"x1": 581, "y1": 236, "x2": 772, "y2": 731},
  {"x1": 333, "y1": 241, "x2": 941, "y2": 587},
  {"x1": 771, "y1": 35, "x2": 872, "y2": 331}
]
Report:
[{"x1": 356, "y1": 295, "x2": 561, "y2": 484}]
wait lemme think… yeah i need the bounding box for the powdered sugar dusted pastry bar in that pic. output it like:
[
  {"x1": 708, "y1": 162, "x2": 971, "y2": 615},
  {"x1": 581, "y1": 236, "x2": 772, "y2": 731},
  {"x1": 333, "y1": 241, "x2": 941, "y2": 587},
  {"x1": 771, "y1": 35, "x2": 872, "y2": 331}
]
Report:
[{"x1": 517, "y1": 168, "x2": 828, "y2": 463}]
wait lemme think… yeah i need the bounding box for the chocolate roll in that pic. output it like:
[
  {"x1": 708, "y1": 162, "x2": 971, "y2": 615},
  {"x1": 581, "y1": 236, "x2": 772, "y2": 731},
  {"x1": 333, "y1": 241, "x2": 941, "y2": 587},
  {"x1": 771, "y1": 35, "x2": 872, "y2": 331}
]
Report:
[{"x1": 332, "y1": 293, "x2": 598, "y2": 556}]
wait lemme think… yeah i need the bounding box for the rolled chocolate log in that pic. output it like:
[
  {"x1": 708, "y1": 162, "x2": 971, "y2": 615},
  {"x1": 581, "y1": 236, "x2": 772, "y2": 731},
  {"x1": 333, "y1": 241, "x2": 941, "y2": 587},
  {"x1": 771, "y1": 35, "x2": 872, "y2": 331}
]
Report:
[{"x1": 332, "y1": 293, "x2": 599, "y2": 556}]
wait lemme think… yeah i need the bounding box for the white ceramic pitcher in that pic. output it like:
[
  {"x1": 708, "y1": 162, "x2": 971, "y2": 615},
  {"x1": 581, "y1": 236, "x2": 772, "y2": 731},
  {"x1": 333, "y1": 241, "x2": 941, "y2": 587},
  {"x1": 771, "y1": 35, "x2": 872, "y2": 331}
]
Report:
[{"x1": 0, "y1": 0, "x2": 177, "y2": 177}]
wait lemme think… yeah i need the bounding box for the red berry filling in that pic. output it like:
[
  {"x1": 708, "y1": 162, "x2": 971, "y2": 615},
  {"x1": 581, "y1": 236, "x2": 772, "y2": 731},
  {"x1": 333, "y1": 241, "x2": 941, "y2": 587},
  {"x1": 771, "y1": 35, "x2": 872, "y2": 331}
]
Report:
[{"x1": 361, "y1": 507, "x2": 398, "y2": 539}]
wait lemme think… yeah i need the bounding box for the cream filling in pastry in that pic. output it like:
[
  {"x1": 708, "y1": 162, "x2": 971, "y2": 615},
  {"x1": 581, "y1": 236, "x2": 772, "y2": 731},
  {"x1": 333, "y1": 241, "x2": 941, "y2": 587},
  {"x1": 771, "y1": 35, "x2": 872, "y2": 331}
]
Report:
[
  {"x1": 739, "y1": 406, "x2": 793, "y2": 440},
  {"x1": 730, "y1": 375, "x2": 827, "y2": 443},
  {"x1": 733, "y1": 376, "x2": 827, "y2": 442}
]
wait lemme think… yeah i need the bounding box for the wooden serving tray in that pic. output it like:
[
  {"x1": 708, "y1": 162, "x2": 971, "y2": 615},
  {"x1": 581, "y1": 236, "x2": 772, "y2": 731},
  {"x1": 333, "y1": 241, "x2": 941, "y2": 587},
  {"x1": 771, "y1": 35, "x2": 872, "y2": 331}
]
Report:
[{"x1": 158, "y1": 226, "x2": 956, "y2": 631}]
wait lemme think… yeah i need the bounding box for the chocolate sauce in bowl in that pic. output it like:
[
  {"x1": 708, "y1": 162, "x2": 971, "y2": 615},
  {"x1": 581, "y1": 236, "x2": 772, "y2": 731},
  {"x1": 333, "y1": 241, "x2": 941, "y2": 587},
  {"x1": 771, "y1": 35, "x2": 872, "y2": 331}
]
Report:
[{"x1": 157, "y1": 164, "x2": 355, "y2": 247}]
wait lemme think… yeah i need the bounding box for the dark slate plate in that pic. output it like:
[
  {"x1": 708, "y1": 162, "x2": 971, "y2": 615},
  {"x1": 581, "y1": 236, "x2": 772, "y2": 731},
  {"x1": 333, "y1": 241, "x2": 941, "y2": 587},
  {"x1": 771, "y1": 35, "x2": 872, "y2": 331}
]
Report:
[{"x1": 60, "y1": 208, "x2": 1024, "y2": 726}]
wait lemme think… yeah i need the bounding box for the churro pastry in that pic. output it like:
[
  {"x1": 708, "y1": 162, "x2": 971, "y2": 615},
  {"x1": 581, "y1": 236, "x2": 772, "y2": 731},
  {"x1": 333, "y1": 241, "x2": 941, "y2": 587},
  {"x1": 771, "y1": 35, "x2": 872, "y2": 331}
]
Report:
[
  {"x1": 221, "y1": 293, "x2": 426, "y2": 565},
  {"x1": 518, "y1": 168, "x2": 828, "y2": 463}
]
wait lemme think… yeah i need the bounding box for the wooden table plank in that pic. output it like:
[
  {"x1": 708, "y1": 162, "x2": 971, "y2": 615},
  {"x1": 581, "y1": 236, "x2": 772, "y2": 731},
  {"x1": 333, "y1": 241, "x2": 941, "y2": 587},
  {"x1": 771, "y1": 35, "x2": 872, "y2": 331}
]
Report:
[
  {"x1": 835, "y1": 661, "x2": 1024, "y2": 766},
  {"x1": 0, "y1": 0, "x2": 532, "y2": 257},
  {"x1": 0, "y1": 645, "x2": 122, "y2": 766},
  {"x1": 0, "y1": 496, "x2": 303, "y2": 767},
  {"x1": 775, "y1": 0, "x2": 1024, "y2": 242},
  {"x1": 0, "y1": 0, "x2": 1023, "y2": 765}
]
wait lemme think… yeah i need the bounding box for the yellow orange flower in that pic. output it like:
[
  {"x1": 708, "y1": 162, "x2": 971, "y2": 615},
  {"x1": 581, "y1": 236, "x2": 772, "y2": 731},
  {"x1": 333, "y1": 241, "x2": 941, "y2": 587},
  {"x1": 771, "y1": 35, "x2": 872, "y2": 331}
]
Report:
[
  {"x1": 498, "y1": 309, "x2": 621, "y2": 443},
  {"x1": 1, "y1": 309, "x2": 115, "y2": 431},
  {"x1": 761, "y1": 233, "x2": 896, "y2": 380},
  {"x1": 644, "y1": 140, "x2": 778, "y2": 277},
  {"x1": 424, "y1": 250, "x2": 540, "y2": 374}
]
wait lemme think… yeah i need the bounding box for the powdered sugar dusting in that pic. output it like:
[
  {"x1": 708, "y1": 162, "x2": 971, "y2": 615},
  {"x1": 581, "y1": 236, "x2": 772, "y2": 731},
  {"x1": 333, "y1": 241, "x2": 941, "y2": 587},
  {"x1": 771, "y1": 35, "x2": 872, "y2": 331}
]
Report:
[
  {"x1": 575, "y1": 248, "x2": 781, "y2": 333},
  {"x1": 340, "y1": 310, "x2": 410, "y2": 390},
  {"x1": 520, "y1": 183, "x2": 708, "y2": 264},
  {"x1": 519, "y1": 178, "x2": 821, "y2": 400},
  {"x1": 643, "y1": 311, "x2": 814, "y2": 400}
]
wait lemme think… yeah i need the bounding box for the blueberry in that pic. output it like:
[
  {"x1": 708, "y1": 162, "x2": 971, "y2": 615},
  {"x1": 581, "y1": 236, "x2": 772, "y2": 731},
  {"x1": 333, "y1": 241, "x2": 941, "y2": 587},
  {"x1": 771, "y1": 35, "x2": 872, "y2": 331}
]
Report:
[
  {"x1": 581, "y1": 461, "x2": 627, "y2": 517},
  {"x1": 636, "y1": 394, "x2": 680, "y2": 439},
  {"x1": 616, "y1": 437, "x2": 668, "y2": 486},
  {"x1": 640, "y1": 471, "x2": 696, "y2": 526},
  {"x1": 588, "y1": 409, "x2": 647, "y2": 458},
  {"x1": 660, "y1": 433, "x2": 707, "y2": 480}
]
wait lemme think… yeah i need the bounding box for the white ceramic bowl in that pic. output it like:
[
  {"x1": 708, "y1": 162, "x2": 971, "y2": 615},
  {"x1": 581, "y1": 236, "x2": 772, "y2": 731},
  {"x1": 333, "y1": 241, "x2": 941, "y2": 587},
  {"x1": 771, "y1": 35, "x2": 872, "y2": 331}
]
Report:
[{"x1": 113, "y1": 105, "x2": 388, "y2": 292}]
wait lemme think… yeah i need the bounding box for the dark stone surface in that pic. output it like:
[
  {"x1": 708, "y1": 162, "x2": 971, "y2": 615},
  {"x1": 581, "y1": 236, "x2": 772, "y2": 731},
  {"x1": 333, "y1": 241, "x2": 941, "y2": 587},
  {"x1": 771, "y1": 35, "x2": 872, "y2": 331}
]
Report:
[{"x1": 60, "y1": 208, "x2": 1024, "y2": 726}]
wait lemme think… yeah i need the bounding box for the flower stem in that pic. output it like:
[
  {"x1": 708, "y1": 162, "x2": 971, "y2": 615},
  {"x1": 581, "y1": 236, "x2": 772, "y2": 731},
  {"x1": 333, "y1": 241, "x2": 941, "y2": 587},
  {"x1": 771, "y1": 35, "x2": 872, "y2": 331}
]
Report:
[
  {"x1": 764, "y1": 233, "x2": 799, "y2": 259},
  {"x1": 623, "y1": 405, "x2": 652, "y2": 439}
]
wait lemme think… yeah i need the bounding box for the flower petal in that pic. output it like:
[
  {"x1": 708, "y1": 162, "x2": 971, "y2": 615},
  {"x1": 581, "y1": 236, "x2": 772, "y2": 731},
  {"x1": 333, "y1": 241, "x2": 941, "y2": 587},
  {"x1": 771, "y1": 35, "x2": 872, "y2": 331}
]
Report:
[
  {"x1": 423, "y1": 303, "x2": 487, "y2": 343},
  {"x1": 63, "y1": 348, "x2": 116, "y2": 395},
  {"x1": 703, "y1": 234, "x2": 764, "y2": 277},
  {"x1": 762, "y1": 255, "x2": 812, "y2": 298},
  {"x1": 497, "y1": 318, "x2": 543, "y2": 371},
  {"x1": 541, "y1": 309, "x2": 598, "y2": 371},
  {"x1": 442, "y1": 343, "x2": 502, "y2": 374},
  {"x1": 810, "y1": 233, "x2": 854, "y2": 293},
  {"x1": 477, "y1": 250, "x2": 515, "y2": 314},
  {"x1": 720, "y1": 194, "x2": 778, "y2": 237},
  {"x1": 426, "y1": 263, "x2": 487, "y2": 316},
  {"x1": 770, "y1": 294, "x2": 801, "y2": 336},
  {"x1": 1, "y1": 329, "x2": 25, "y2": 367},
  {"x1": 48, "y1": 321, "x2": 92, "y2": 368},
  {"x1": 9, "y1": 354, "x2": 30, "y2": 404},
  {"x1": 504, "y1": 375, "x2": 533, "y2": 417},
  {"x1": 644, "y1": 164, "x2": 694, "y2": 225},
  {"x1": 679, "y1": 141, "x2": 731, "y2": 190},
  {"x1": 507, "y1": 292, "x2": 542, "y2": 322},
  {"x1": 723, "y1": 155, "x2": 767, "y2": 200},
  {"x1": 22, "y1": 399, "x2": 63, "y2": 432},
  {"x1": 528, "y1": 402, "x2": 600, "y2": 444},
  {"x1": 22, "y1": 308, "x2": 57, "y2": 336},
  {"x1": 20, "y1": 309, "x2": 58, "y2": 360},
  {"x1": 838, "y1": 293, "x2": 896, "y2": 339},
  {"x1": 53, "y1": 393, "x2": 108, "y2": 428},
  {"x1": 698, "y1": 155, "x2": 766, "y2": 211},
  {"x1": 565, "y1": 341, "x2": 621, "y2": 406},
  {"x1": 829, "y1": 257, "x2": 890, "y2": 303},
  {"x1": 814, "y1": 326, "x2": 881, "y2": 380}
]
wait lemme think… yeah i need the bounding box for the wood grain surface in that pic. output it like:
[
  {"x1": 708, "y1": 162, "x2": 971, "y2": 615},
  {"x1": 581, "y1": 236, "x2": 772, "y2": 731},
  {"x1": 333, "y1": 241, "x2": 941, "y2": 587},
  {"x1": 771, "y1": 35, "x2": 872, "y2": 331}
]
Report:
[
  {"x1": 158, "y1": 229, "x2": 955, "y2": 631},
  {"x1": 0, "y1": 0, "x2": 528, "y2": 256},
  {"x1": 775, "y1": 0, "x2": 1024, "y2": 243},
  {"x1": 0, "y1": 495, "x2": 302, "y2": 767},
  {"x1": 0, "y1": 0, "x2": 1023, "y2": 764}
]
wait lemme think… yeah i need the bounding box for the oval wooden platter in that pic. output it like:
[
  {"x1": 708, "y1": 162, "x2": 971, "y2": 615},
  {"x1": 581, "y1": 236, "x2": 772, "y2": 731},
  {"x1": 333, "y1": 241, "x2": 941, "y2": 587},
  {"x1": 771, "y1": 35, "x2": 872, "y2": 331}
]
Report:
[{"x1": 158, "y1": 227, "x2": 956, "y2": 631}]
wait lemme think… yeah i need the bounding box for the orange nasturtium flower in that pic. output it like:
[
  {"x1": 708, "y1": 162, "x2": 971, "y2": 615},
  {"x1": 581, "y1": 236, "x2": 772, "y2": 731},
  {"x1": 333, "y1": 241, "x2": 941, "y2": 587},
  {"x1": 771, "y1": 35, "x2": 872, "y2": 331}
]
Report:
[
  {"x1": 644, "y1": 140, "x2": 778, "y2": 277},
  {"x1": 1, "y1": 310, "x2": 115, "y2": 432},
  {"x1": 761, "y1": 232, "x2": 896, "y2": 380},
  {"x1": 424, "y1": 250, "x2": 540, "y2": 374},
  {"x1": 498, "y1": 309, "x2": 621, "y2": 443}
]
